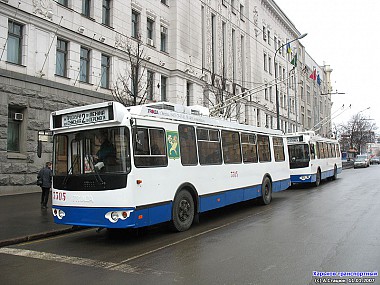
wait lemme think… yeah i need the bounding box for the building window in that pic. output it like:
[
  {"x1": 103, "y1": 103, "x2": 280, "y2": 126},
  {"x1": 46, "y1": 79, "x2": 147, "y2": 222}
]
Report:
[
  {"x1": 268, "y1": 56, "x2": 272, "y2": 74},
  {"x1": 161, "y1": 76, "x2": 167, "y2": 101},
  {"x1": 7, "y1": 107, "x2": 23, "y2": 152},
  {"x1": 56, "y1": 38, "x2": 68, "y2": 77},
  {"x1": 222, "y1": 21, "x2": 227, "y2": 77},
  {"x1": 101, "y1": 54, "x2": 110, "y2": 88},
  {"x1": 147, "y1": 18, "x2": 154, "y2": 43},
  {"x1": 82, "y1": 0, "x2": 91, "y2": 17},
  {"x1": 211, "y1": 14, "x2": 216, "y2": 73},
  {"x1": 102, "y1": 0, "x2": 111, "y2": 26},
  {"x1": 269, "y1": 86, "x2": 273, "y2": 102},
  {"x1": 7, "y1": 21, "x2": 23, "y2": 65},
  {"x1": 232, "y1": 28, "x2": 236, "y2": 80},
  {"x1": 274, "y1": 36, "x2": 277, "y2": 50},
  {"x1": 57, "y1": 0, "x2": 68, "y2": 6},
  {"x1": 231, "y1": 0, "x2": 236, "y2": 14},
  {"x1": 160, "y1": 26, "x2": 168, "y2": 52},
  {"x1": 132, "y1": 10, "x2": 140, "y2": 39},
  {"x1": 80, "y1": 47, "x2": 90, "y2": 83},
  {"x1": 131, "y1": 65, "x2": 138, "y2": 97},
  {"x1": 263, "y1": 53, "x2": 267, "y2": 71},
  {"x1": 263, "y1": 26, "x2": 266, "y2": 42},
  {"x1": 186, "y1": 82, "x2": 193, "y2": 106},
  {"x1": 267, "y1": 30, "x2": 271, "y2": 45},
  {"x1": 240, "y1": 4, "x2": 245, "y2": 21},
  {"x1": 147, "y1": 70, "x2": 154, "y2": 100}
]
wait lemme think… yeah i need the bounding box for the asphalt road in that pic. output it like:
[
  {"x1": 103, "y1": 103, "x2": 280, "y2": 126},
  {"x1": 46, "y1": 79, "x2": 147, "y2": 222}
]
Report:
[{"x1": 1, "y1": 166, "x2": 379, "y2": 285}]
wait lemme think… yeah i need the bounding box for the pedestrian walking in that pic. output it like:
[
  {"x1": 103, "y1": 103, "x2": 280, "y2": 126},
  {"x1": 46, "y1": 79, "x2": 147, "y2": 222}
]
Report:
[{"x1": 37, "y1": 161, "x2": 52, "y2": 209}]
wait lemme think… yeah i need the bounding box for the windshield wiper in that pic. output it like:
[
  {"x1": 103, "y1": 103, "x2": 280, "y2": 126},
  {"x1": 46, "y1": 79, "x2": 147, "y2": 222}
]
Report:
[{"x1": 62, "y1": 155, "x2": 79, "y2": 187}]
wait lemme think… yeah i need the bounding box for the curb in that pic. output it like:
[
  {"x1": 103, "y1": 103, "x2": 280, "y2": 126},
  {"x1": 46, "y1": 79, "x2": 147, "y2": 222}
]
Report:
[{"x1": 0, "y1": 226, "x2": 86, "y2": 248}]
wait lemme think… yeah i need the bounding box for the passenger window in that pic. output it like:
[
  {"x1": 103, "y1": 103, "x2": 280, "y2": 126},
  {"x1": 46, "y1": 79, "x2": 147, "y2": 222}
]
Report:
[
  {"x1": 241, "y1": 133, "x2": 258, "y2": 163},
  {"x1": 309, "y1": 143, "x2": 315, "y2": 160},
  {"x1": 257, "y1": 135, "x2": 271, "y2": 162},
  {"x1": 222, "y1": 130, "x2": 242, "y2": 164},
  {"x1": 273, "y1": 136, "x2": 285, "y2": 162},
  {"x1": 179, "y1": 125, "x2": 198, "y2": 166},
  {"x1": 197, "y1": 128, "x2": 222, "y2": 165},
  {"x1": 133, "y1": 127, "x2": 168, "y2": 167}
]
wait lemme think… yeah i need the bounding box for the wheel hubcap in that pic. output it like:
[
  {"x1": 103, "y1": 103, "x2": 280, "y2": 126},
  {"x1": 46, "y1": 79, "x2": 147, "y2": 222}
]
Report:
[{"x1": 178, "y1": 199, "x2": 191, "y2": 222}]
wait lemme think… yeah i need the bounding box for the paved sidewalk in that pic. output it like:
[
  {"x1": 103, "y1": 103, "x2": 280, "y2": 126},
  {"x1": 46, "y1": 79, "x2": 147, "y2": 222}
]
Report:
[{"x1": 0, "y1": 192, "x2": 79, "y2": 247}]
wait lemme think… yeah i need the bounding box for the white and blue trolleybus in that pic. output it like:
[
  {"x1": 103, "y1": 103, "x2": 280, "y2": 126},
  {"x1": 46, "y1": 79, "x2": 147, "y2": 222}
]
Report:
[
  {"x1": 51, "y1": 101, "x2": 291, "y2": 231},
  {"x1": 286, "y1": 131, "x2": 342, "y2": 186}
]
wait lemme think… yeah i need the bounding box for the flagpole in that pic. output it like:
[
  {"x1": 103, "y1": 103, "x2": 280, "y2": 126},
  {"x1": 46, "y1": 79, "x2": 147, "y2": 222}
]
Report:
[{"x1": 274, "y1": 33, "x2": 307, "y2": 131}]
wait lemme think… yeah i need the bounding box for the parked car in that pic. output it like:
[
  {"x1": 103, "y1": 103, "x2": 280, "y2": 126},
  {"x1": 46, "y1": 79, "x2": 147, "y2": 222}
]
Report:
[
  {"x1": 354, "y1": 154, "x2": 370, "y2": 168},
  {"x1": 370, "y1": 156, "x2": 380, "y2": 165}
]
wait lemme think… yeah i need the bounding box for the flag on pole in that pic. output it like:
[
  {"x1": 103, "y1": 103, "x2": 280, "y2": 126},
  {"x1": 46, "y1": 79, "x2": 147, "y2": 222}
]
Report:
[
  {"x1": 290, "y1": 53, "x2": 297, "y2": 67},
  {"x1": 286, "y1": 42, "x2": 291, "y2": 53},
  {"x1": 317, "y1": 73, "x2": 321, "y2": 85},
  {"x1": 309, "y1": 68, "x2": 317, "y2": 80}
]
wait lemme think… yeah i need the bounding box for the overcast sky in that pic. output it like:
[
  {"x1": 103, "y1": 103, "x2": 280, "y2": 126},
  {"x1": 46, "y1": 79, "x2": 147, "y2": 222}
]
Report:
[{"x1": 274, "y1": 0, "x2": 380, "y2": 130}]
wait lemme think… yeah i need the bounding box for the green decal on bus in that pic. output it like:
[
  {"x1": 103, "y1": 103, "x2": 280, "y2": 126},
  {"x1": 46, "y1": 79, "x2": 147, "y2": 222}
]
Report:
[{"x1": 167, "y1": 131, "x2": 180, "y2": 159}]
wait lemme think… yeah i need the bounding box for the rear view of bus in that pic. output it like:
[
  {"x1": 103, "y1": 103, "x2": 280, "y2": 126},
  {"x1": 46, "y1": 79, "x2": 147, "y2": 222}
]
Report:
[{"x1": 287, "y1": 132, "x2": 342, "y2": 187}]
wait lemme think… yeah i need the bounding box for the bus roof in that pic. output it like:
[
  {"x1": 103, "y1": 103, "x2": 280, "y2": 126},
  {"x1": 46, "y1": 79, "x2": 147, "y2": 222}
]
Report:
[
  {"x1": 286, "y1": 132, "x2": 338, "y2": 144},
  {"x1": 51, "y1": 101, "x2": 284, "y2": 135}
]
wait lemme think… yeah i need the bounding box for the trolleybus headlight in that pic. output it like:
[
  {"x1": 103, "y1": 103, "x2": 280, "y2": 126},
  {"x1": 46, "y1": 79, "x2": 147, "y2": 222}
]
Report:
[
  {"x1": 105, "y1": 210, "x2": 132, "y2": 223},
  {"x1": 111, "y1": 212, "x2": 119, "y2": 222},
  {"x1": 300, "y1": 175, "x2": 311, "y2": 181}
]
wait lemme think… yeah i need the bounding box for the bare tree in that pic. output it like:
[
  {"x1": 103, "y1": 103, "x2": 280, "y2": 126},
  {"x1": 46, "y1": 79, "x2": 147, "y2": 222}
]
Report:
[
  {"x1": 338, "y1": 113, "x2": 377, "y2": 154},
  {"x1": 112, "y1": 36, "x2": 153, "y2": 106}
]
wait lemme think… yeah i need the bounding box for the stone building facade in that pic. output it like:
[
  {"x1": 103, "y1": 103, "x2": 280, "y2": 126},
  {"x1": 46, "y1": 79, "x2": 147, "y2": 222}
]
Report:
[{"x1": 0, "y1": 0, "x2": 333, "y2": 193}]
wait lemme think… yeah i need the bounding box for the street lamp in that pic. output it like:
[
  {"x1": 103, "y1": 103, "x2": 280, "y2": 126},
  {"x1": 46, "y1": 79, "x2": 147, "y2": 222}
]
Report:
[{"x1": 275, "y1": 33, "x2": 307, "y2": 130}]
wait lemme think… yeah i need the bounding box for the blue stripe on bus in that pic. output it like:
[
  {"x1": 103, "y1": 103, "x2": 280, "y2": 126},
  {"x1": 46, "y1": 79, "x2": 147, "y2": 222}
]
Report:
[
  {"x1": 53, "y1": 178, "x2": 290, "y2": 228},
  {"x1": 199, "y1": 178, "x2": 290, "y2": 212}
]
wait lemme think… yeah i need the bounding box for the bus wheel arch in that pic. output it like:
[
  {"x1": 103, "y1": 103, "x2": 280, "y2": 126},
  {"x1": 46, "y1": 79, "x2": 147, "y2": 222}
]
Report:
[
  {"x1": 171, "y1": 183, "x2": 198, "y2": 232},
  {"x1": 261, "y1": 174, "x2": 272, "y2": 205}
]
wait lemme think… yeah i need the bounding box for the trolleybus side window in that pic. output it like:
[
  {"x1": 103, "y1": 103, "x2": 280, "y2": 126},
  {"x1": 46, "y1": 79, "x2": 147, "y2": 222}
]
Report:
[
  {"x1": 197, "y1": 128, "x2": 222, "y2": 165},
  {"x1": 310, "y1": 143, "x2": 315, "y2": 160},
  {"x1": 54, "y1": 135, "x2": 68, "y2": 175},
  {"x1": 335, "y1": 144, "x2": 340, "y2": 157},
  {"x1": 257, "y1": 134, "x2": 271, "y2": 162},
  {"x1": 222, "y1": 130, "x2": 242, "y2": 164},
  {"x1": 317, "y1": 142, "x2": 323, "y2": 159},
  {"x1": 134, "y1": 127, "x2": 168, "y2": 167},
  {"x1": 178, "y1": 125, "x2": 198, "y2": 166},
  {"x1": 241, "y1": 133, "x2": 258, "y2": 163},
  {"x1": 273, "y1": 136, "x2": 285, "y2": 162}
]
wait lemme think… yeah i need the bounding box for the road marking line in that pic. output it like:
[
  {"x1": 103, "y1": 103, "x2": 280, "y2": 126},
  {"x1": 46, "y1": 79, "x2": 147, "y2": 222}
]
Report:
[{"x1": 0, "y1": 247, "x2": 139, "y2": 274}]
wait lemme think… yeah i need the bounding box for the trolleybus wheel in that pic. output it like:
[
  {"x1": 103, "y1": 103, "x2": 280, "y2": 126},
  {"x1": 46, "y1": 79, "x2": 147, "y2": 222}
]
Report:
[
  {"x1": 171, "y1": 190, "x2": 194, "y2": 232},
  {"x1": 261, "y1": 176, "x2": 272, "y2": 205},
  {"x1": 314, "y1": 169, "x2": 321, "y2": 187},
  {"x1": 332, "y1": 165, "x2": 338, "y2": 180}
]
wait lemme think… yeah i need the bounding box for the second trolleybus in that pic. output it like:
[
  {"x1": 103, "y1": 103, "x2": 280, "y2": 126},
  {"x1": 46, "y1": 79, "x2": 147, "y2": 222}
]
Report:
[
  {"x1": 286, "y1": 131, "x2": 342, "y2": 186},
  {"x1": 50, "y1": 101, "x2": 291, "y2": 232}
]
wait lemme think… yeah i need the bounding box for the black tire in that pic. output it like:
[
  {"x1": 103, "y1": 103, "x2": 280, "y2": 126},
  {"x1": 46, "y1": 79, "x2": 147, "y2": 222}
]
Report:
[
  {"x1": 171, "y1": 190, "x2": 194, "y2": 232},
  {"x1": 314, "y1": 169, "x2": 321, "y2": 187},
  {"x1": 261, "y1": 176, "x2": 272, "y2": 205},
  {"x1": 332, "y1": 165, "x2": 338, "y2": 180}
]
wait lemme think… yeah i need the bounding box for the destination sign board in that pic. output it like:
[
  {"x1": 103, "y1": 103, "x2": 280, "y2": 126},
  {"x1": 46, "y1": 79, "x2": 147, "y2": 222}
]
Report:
[{"x1": 62, "y1": 108, "x2": 109, "y2": 127}]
